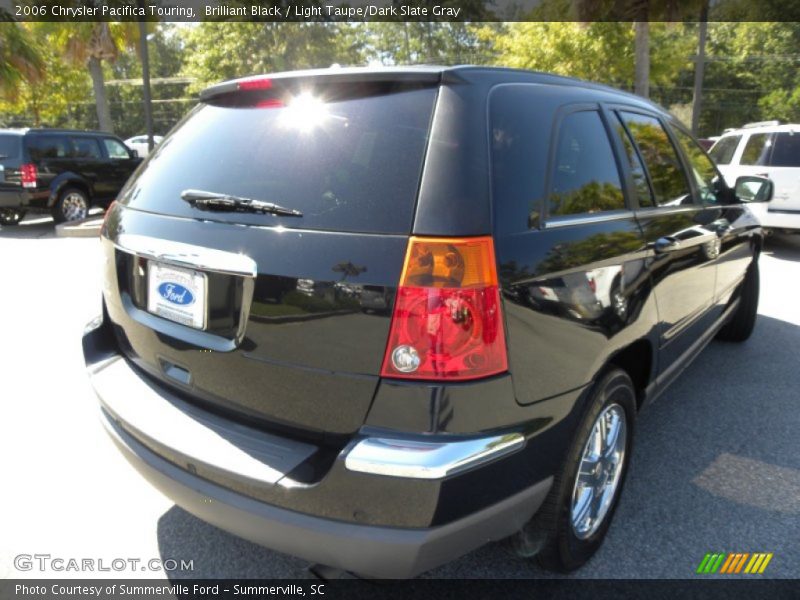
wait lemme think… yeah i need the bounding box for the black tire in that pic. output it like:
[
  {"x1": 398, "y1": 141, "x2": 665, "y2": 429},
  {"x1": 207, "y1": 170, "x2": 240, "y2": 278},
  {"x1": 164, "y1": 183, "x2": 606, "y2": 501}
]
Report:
[
  {"x1": 510, "y1": 369, "x2": 636, "y2": 572},
  {"x1": 716, "y1": 260, "x2": 759, "y2": 343},
  {"x1": 0, "y1": 209, "x2": 26, "y2": 226},
  {"x1": 52, "y1": 187, "x2": 90, "y2": 224}
]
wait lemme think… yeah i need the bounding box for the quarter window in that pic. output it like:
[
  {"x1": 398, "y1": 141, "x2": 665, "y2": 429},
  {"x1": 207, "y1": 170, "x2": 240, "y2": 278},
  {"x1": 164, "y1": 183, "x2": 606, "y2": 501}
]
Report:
[
  {"x1": 548, "y1": 110, "x2": 625, "y2": 217},
  {"x1": 709, "y1": 135, "x2": 740, "y2": 165},
  {"x1": 740, "y1": 133, "x2": 772, "y2": 166},
  {"x1": 770, "y1": 132, "x2": 800, "y2": 167},
  {"x1": 619, "y1": 112, "x2": 692, "y2": 207}
]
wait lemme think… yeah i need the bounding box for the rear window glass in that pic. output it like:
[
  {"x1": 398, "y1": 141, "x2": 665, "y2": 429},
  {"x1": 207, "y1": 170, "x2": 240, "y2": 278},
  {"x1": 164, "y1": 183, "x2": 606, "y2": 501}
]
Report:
[
  {"x1": 708, "y1": 135, "x2": 740, "y2": 165},
  {"x1": 120, "y1": 88, "x2": 437, "y2": 234},
  {"x1": 0, "y1": 135, "x2": 21, "y2": 159},
  {"x1": 770, "y1": 132, "x2": 800, "y2": 167},
  {"x1": 740, "y1": 133, "x2": 772, "y2": 166}
]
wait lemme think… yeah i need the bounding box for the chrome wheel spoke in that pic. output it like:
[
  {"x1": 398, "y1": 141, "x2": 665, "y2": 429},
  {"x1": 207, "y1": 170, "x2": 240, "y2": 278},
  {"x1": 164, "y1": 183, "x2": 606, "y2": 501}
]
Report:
[
  {"x1": 571, "y1": 403, "x2": 627, "y2": 540},
  {"x1": 602, "y1": 412, "x2": 622, "y2": 457}
]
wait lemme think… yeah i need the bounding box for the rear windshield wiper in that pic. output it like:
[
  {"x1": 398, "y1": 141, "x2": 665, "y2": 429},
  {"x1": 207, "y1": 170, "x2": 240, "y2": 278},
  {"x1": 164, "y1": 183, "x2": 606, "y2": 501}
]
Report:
[{"x1": 181, "y1": 189, "x2": 303, "y2": 217}]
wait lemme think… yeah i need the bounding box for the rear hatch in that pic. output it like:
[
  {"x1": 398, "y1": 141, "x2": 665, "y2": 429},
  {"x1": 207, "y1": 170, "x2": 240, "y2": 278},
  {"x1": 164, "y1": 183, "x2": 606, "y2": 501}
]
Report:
[
  {"x1": 0, "y1": 133, "x2": 22, "y2": 187},
  {"x1": 102, "y1": 71, "x2": 440, "y2": 438}
]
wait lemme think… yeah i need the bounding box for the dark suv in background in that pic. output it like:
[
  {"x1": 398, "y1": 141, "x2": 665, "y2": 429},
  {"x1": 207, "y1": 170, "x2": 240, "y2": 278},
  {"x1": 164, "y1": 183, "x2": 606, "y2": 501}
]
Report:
[
  {"x1": 0, "y1": 128, "x2": 141, "y2": 225},
  {"x1": 83, "y1": 67, "x2": 772, "y2": 577}
]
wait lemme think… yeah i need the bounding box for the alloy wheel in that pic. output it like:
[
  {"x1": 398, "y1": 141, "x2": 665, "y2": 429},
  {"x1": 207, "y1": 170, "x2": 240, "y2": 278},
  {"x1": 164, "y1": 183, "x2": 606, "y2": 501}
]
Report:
[{"x1": 570, "y1": 403, "x2": 627, "y2": 540}]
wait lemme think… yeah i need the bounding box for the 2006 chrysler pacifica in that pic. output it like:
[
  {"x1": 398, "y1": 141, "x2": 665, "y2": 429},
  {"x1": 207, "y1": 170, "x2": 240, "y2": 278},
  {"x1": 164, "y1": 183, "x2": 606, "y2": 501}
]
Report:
[{"x1": 83, "y1": 66, "x2": 772, "y2": 577}]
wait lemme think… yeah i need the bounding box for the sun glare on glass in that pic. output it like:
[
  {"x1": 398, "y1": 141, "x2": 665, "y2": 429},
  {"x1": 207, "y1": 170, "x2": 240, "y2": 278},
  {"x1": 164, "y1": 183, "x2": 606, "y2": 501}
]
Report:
[{"x1": 279, "y1": 93, "x2": 329, "y2": 132}]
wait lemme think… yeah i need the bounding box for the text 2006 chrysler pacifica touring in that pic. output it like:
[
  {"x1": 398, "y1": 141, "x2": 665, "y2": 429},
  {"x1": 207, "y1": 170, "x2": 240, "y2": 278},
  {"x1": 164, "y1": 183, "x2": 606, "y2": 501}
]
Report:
[{"x1": 83, "y1": 66, "x2": 772, "y2": 577}]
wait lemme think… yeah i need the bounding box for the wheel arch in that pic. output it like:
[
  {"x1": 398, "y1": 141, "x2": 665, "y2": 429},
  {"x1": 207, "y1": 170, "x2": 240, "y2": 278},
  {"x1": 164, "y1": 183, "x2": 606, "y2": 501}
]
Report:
[
  {"x1": 606, "y1": 338, "x2": 654, "y2": 410},
  {"x1": 48, "y1": 175, "x2": 93, "y2": 208}
]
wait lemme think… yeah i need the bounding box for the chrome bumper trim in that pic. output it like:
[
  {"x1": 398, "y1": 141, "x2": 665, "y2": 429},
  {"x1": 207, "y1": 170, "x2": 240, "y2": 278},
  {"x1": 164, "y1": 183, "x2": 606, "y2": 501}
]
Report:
[
  {"x1": 113, "y1": 233, "x2": 258, "y2": 278},
  {"x1": 344, "y1": 433, "x2": 525, "y2": 479}
]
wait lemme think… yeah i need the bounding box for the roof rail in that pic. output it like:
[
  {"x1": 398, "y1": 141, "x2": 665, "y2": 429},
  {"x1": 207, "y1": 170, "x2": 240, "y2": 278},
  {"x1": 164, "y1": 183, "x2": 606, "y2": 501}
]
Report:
[{"x1": 742, "y1": 120, "x2": 780, "y2": 129}]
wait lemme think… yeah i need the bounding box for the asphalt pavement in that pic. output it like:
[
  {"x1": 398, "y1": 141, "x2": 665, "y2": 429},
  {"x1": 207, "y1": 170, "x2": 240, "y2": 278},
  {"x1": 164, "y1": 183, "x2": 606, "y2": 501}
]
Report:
[{"x1": 1, "y1": 216, "x2": 798, "y2": 580}]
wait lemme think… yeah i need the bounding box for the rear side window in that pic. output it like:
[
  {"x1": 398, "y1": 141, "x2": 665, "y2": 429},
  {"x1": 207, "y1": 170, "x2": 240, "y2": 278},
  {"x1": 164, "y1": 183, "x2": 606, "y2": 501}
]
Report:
[
  {"x1": 709, "y1": 135, "x2": 740, "y2": 165},
  {"x1": 619, "y1": 112, "x2": 691, "y2": 207},
  {"x1": 70, "y1": 137, "x2": 102, "y2": 159},
  {"x1": 0, "y1": 135, "x2": 21, "y2": 159},
  {"x1": 26, "y1": 136, "x2": 69, "y2": 160},
  {"x1": 611, "y1": 113, "x2": 653, "y2": 207},
  {"x1": 770, "y1": 132, "x2": 800, "y2": 167},
  {"x1": 740, "y1": 133, "x2": 772, "y2": 166},
  {"x1": 548, "y1": 110, "x2": 625, "y2": 217},
  {"x1": 120, "y1": 88, "x2": 437, "y2": 234}
]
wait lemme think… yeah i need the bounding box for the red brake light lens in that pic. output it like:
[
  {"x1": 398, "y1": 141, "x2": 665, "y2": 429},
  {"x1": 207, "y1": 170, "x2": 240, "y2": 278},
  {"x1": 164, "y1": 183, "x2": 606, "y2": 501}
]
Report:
[
  {"x1": 101, "y1": 200, "x2": 117, "y2": 233},
  {"x1": 20, "y1": 163, "x2": 37, "y2": 188},
  {"x1": 381, "y1": 236, "x2": 508, "y2": 381},
  {"x1": 237, "y1": 77, "x2": 273, "y2": 91}
]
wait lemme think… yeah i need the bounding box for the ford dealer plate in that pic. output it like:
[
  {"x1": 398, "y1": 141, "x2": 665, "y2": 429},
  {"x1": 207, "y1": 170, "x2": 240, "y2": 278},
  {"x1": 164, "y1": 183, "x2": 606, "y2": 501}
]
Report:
[{"x1": 147, "y1": 262, "x2": 207, "y2": 329}]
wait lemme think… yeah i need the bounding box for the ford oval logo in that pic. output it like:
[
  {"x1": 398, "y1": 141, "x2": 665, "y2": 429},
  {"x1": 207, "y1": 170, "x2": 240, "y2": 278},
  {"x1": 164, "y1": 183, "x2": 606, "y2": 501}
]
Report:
[{"x1": 158, "y1": 282, "x2": 195, "y2": 306}]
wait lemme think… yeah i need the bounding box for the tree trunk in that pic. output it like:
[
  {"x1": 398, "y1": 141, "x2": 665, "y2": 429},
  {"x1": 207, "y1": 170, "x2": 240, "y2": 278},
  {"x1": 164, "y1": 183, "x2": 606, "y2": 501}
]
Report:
[
  {"x1": 691, "y1": 6, "x2": 709, "y2": 135},
  {"x1": 634, "y1": 21, "x2": 650, "y2": 98},
  {"x1": 88, "y1": 56, "x2": 113, "y2": 133}
]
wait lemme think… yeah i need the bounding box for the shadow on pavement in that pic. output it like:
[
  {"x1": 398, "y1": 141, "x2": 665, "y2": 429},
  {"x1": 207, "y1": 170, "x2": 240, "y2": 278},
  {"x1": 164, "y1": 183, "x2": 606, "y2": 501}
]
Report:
[
  {"x1": 0, "y1": 209, "x2": 104, "y2": 240},
  {"x1": 0, "y1": 215, "x2": 57, "y2": 240},
  {"x1": 764, "y1": 233, "x2": 800, "y2": 262},
  {"x1": 150, "y1": 312, "x2": 800, "y2": 579}
]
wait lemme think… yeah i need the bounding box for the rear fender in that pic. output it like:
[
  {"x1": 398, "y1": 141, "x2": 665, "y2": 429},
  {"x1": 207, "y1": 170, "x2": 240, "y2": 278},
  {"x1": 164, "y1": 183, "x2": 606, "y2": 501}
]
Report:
[{"x1": 48, "y1": 173, "x2": 93, "y2": 208}]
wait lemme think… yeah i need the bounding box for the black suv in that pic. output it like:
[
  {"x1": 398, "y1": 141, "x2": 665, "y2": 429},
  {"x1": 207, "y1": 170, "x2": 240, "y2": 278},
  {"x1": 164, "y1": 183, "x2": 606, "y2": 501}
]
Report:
[
  {"x1": 83, "y1": 67, "x2": 772, "y2": 577},
  {"x1": 0, "y1": 128, "x2": 141, "y2": 225}
]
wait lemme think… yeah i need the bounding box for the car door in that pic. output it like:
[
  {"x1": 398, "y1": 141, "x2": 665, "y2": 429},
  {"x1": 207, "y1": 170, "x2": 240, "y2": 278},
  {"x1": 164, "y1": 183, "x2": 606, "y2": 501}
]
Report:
[
  {"x1": 491, "y1": 91, "x2": 652, "y2": 403},
  {"x1": 611, "y1": 109, "x2": 719, "y2": 380},
  {"x1": 67, "y1": 136, "x2": 106, "y2": 198},
  {"x1": 670, "y1": 126, "x2": 758, "y2": 312},
  {"x1": 101, "y1": 137, "x2": 141, "y2": 199}
]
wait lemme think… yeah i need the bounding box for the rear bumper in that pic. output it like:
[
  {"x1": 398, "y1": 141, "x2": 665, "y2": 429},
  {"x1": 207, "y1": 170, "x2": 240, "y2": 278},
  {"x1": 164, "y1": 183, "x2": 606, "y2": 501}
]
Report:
[
  {"x1": 103, "y1": 413, "x2": 549, "y2": 578},
  {"x1": 0, "y1": 189, "x2": 25, "y2": 208},
  {"x1": 0, "y1": 189, "x2": 50, "y2": 210},
  {"x1": 83, "y1": 316, "x2": 552, "y2": 578}
]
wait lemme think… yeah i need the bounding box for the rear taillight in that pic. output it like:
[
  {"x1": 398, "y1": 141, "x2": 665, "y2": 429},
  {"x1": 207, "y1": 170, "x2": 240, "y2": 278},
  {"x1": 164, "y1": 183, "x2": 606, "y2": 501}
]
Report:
[
  {"x1": 20, "y1": 163, "x2": 37, "y2": 189},
  {"x1": 380, "y1": 236, "x2": 508, "y2": 381},
  {"x1": 101, "y1": 200, "x2": 117, "y2": 233}
]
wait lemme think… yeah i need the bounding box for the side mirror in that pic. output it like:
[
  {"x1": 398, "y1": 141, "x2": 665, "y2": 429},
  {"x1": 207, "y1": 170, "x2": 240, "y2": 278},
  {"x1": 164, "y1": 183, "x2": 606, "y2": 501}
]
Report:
[{"x1": 735, "y1": 175, "x2": 773, "y2": 203}]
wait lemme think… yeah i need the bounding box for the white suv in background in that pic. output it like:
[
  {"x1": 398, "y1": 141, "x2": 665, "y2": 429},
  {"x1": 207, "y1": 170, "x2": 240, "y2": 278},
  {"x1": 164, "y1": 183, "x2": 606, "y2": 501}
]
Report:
[{"x1": 709, "y1": 122, "x2": 800, "y2": 232}]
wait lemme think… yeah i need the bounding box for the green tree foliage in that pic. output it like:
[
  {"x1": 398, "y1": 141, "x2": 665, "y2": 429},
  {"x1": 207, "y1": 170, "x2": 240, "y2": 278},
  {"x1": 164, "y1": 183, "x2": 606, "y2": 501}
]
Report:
[
  {"x1": 0, "y1": 24, "x2": 89, "y2": 127},
  {"x1": 483, "y1": 22, "x2": 692, "y2": 91},
  {"x1": 181, "y1": 23, "x2": 365, "y2": 91},
  {"x1": 698, "y1": 22, "x2": 800, "y2": 133},
  {"x1": 365, "y1": 23, "x2": 494, "y2": 65},
  {"x1": 49, "y1": 21, "x2": 141, "y2": 132},
  {"x1": 0, "y1": 21, "x2": 44, "y2": 100}
]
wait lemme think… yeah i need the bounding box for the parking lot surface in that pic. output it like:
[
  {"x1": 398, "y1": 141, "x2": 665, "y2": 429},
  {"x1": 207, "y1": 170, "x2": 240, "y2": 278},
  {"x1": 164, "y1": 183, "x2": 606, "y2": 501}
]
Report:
[{"x1": 1, "y1": 216, "x2": 798, "y2": 580}]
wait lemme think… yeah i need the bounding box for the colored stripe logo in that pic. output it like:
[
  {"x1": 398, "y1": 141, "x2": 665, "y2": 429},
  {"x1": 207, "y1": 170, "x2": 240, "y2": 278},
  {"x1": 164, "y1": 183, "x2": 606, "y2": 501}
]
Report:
[{"x1": 696, "y1": 552, "x2": 773, "y2": 574}]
